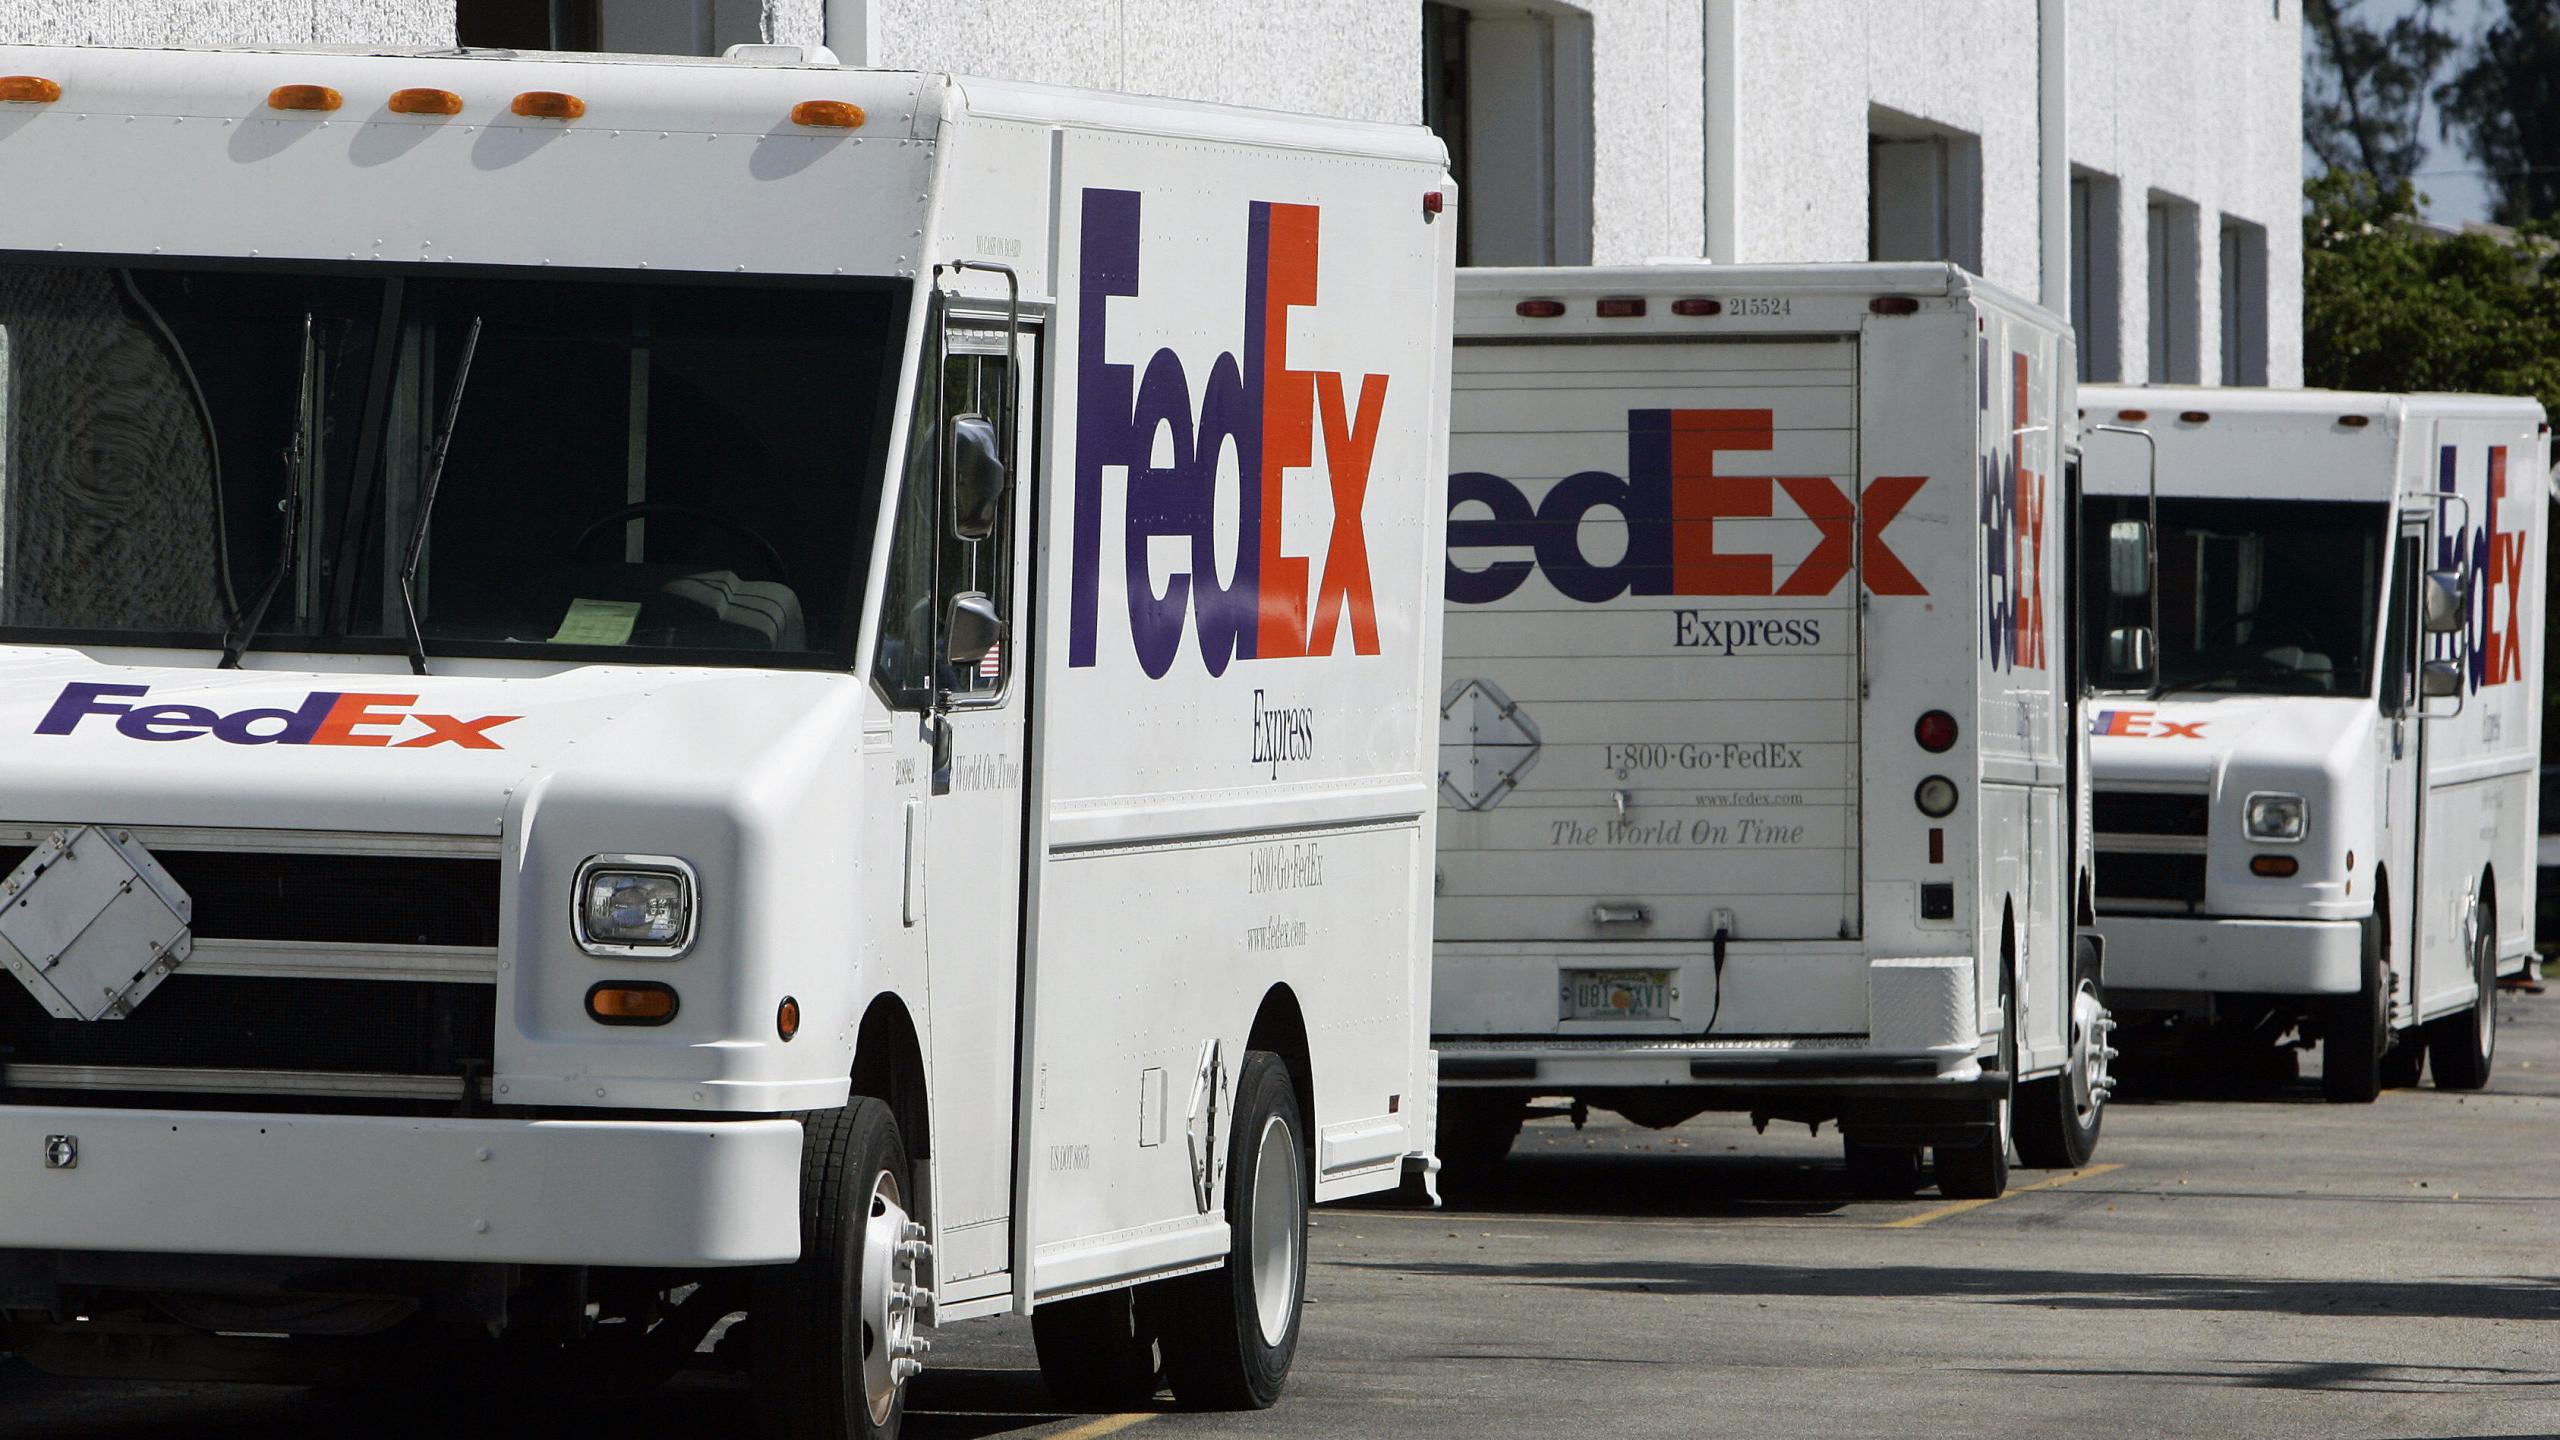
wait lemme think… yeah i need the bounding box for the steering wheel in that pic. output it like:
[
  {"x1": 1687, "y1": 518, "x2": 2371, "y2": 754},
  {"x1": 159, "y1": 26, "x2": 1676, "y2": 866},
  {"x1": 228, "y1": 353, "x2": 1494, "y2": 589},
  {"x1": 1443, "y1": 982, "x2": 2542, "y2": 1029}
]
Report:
[{"x1": 571, "y1": 502, "x2": 791, "y2": 587}]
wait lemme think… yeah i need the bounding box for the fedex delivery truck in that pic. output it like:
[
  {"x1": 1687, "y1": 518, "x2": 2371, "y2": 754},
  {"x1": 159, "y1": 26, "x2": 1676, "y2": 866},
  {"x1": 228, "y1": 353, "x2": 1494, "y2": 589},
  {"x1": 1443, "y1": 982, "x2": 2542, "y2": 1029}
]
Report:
[
  {"x1": 1433, "y1": 264, "x2": 2110, "y2": 1200},
  {"x1": 0, "y1": 43, "x2": 1453, "y2": 1432},
  {"x1": 2080, "y1": 386, "x2": 2547, "y2": 1103}
]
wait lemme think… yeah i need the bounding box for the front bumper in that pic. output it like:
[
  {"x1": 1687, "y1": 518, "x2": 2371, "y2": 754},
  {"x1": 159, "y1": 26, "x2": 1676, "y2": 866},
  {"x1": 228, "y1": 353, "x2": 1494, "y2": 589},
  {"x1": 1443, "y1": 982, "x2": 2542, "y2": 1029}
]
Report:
[
  {"x1": 0, "y1": 1105, "x2": 802, "y2": 1267},
  {"x1": 2098, "y1": 914, "x2": 2363, "y2": 997}
]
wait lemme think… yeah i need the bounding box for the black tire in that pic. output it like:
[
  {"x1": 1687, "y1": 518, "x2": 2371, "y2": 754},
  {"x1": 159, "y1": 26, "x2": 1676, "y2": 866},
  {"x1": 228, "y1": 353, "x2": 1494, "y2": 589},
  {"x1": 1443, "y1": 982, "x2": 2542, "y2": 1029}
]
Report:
[
  {"x1": 1433, "y1": 1093, "x2": 1525, "y2": 1177},
  {"x1": 2016, "y1": 942, "x2": 2109, "y2": 1169},
  {"x1": 2322, "y1": 914, "x2": 2388, "y2": 1104},
  {"x1": 1842, "y1": 1140, "x2": 1926, "y2": 1198},
  {"x1": 1032, "y1": 1288, "x2": 1162, "y2": 1410},
  {"x1": 754, "y1": 1098, "x2": 918, "y2": 1440},
  {"x1": 2428, "y1": 896, "x2": 2498, "y2": 1090},
  {"x1": 1154, "y1": 1051, "x2": 1307, "y2": 1411},
  {"x1": 1937, "y1": 950, "x2": 2015, "y2": 1200},
  {"x1": 2380, "y1": 1037, "x2": 2426, "y2": 1088}
]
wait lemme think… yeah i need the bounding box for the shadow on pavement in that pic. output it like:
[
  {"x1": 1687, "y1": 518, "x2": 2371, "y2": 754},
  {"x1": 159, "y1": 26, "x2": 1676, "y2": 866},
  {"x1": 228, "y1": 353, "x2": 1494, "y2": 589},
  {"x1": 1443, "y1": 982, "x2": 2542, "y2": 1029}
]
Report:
[
  {"x1": 0, "y1": 1360, "x2": 1089, "y2": 1440},
  {"x1": 1335, "y1": 1256, "x2": 2560, "y2": 1326},
  {"x1": 1347, "y1": 1144, "x2": 1868, "y2": 1220},
  {"x1": 1961, "y1": 1357, "x2": 2560, "y2": 1399}
]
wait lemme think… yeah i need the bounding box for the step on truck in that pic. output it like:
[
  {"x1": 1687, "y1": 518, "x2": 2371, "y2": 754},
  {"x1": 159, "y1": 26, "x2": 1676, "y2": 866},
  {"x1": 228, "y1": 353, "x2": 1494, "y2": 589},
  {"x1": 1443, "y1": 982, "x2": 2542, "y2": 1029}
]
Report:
[
  {"x1": 1433, "y1": 264, "x2": 2111, "y2": 1200},
  {"x1": 2079, "y1": 386, "x2": 2547, "y2": 1102},
  {"x1": 0, "y1": 42, "x2": 1454, "y2": 1430}
]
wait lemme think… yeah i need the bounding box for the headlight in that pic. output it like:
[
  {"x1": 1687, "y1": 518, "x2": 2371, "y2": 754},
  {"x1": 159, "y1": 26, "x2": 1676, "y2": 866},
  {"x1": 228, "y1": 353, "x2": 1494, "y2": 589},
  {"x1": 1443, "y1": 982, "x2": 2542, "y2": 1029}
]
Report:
[
  {"x1": 575, "y1": 857, "x2": 697, "y2": 955},
  {"x1": 2243, "y1": 793, "x2": 2307, "y2": 843}
]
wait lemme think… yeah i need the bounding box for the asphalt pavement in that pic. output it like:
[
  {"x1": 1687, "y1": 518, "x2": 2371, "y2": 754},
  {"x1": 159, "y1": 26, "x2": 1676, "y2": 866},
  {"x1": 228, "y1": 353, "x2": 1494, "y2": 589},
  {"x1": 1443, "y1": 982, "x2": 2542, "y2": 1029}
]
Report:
[{"x1": 4, "y1": 987, "x2": 2555, "y2": 1439}]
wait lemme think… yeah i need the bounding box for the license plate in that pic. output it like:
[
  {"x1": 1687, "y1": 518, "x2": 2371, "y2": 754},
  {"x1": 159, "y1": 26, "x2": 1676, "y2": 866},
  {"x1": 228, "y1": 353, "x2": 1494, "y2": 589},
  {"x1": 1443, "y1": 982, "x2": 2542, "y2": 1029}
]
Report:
[{"x1": 1564, "y1": 970, "x2": 1673, "y2": 1021}]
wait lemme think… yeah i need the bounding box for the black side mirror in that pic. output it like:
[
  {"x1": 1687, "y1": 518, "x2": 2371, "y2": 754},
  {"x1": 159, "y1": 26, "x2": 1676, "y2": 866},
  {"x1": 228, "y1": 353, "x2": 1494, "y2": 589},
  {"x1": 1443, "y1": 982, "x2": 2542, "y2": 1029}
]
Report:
[
  {"x1": 945, "y1": 591, "x2": 1004, "y2": 668},
  {"x1": 949, "y1": 414, "x2": 1004, "y2": 541}
]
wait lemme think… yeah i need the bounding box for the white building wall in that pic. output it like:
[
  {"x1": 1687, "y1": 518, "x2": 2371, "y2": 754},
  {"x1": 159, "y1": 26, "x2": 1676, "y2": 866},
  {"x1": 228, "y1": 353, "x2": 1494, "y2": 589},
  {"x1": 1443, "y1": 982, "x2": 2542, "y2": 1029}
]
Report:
[
  {"x1": 0, "y1": 0, "x2": 450, "y2": 48},
  {"x1": 1585, "y1": 0, "x2": 1704, "y2": 264}
]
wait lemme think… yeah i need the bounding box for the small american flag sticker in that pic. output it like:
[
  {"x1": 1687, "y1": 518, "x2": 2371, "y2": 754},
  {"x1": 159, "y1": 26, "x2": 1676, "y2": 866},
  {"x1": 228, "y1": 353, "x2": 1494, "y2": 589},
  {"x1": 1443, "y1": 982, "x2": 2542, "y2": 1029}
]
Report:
[{"x1": 978, "y1": 641, "x2": 1002, "y2": 680}]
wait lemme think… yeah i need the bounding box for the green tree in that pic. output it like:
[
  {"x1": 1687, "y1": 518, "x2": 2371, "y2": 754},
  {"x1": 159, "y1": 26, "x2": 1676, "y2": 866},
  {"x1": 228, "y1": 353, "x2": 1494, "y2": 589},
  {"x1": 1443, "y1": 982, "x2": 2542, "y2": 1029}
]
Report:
[
  {"x1": 2305, "y1": 0, "x2": 2460, "y2": 185},
  {"x1": 2436, "y1": 0, "x2": 2560, "y2": 224}
]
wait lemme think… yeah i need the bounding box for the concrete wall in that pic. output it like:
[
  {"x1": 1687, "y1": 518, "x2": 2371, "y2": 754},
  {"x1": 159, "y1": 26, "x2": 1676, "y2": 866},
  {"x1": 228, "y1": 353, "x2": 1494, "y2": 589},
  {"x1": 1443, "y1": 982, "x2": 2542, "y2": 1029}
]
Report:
[{"x1": 0, "y1": 0, "x2": 451, "y2": 48}]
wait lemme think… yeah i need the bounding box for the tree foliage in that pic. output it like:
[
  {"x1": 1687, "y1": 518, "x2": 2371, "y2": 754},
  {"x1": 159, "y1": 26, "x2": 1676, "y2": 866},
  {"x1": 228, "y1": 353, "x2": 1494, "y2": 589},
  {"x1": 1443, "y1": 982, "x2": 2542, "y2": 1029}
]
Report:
[
  {"x1": 2436, "y1": 0, "x2": 2560, "y2": 224},
  {"x1": 2304, "y1": 0, "x2": 2459, "y2": 185}
]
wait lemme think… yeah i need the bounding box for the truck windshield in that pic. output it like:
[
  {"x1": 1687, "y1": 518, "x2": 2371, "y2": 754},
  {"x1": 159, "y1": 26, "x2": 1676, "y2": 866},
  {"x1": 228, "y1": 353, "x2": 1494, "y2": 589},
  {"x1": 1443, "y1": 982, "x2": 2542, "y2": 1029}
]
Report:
[
  {"x1": 0, "y1": 259, "x2": 900, "y2": 666},
  {"x1": 2080, "y1": 496, "x2": 2388, "y2": 697}
]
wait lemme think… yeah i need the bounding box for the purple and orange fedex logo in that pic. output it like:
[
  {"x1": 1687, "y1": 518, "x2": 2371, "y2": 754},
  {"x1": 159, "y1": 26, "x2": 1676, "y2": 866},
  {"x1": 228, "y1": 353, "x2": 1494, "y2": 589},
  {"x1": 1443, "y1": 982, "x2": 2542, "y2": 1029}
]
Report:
[
  {"x1": 1067, "y1": 188, "x2": 1387, "y2": 680},
  {"x1": 2088, "y1": 709, "x2": 2206, "y2": 740},
  {"x1": 34, "y1": 683, "x2": 520, "y2": 749}
]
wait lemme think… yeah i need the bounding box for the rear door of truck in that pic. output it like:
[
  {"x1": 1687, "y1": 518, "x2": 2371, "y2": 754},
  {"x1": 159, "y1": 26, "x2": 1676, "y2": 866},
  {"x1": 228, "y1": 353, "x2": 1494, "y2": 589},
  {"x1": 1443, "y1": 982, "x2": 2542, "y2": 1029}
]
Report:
[{"x1": 1440, "y1": 334, "x2": 1864, "y2": 948}]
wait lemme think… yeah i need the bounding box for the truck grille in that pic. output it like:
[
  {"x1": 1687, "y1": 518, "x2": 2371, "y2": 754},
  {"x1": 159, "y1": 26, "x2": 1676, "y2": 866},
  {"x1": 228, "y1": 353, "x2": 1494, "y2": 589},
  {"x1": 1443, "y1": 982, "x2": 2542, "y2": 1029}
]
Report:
[
  {"x1": 2095, "y1": 851, "x2": 2207, "y2": 907},
  {"x1": 0, "y1": 830, "x2": 501, "y2": 1108},
  {"x1": 2093, "y1": 790, "x2": 2210, "y2": 838},
  {"x1": 0, "y1": 845, "x2": 497, "y2": 948}
]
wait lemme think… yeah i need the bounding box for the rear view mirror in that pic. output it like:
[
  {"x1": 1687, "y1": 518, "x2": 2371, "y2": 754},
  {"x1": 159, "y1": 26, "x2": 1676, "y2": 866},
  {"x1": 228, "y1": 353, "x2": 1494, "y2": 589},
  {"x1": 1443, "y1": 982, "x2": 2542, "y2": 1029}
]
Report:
[
  {"x1": 2422, "y1": 568, "x2": 2468, "y2": 634},
  {"x1": 2421, "y1": 659, "x2": 2463, "y2": 700},
  {"x1": 2106, "y1": 626, "x2": 2154, "y2": 676},
  {"x1": 945, "y1": 591, "x2": 1004, "y2": 668},
  {"x1": 949, "y1": 414, "x2": 1004, "y2": 541},
  {"x1": 2106, "y1": 521, "x2": 2151, "y2": 600}
]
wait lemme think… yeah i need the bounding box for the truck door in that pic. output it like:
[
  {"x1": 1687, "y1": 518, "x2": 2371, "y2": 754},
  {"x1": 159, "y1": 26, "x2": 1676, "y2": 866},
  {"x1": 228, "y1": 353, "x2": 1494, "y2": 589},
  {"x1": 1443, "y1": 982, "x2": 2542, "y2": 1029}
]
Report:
[
  {"x1": 875, "y1": 310, "x2": 1038, "y2": 1288},
  {"x1": 1439, "y1": 337, "x2": 1865, "y2": 945},
  {"x1": 2378, "y1": 519, "x2": 2428, "y2": 1022}
]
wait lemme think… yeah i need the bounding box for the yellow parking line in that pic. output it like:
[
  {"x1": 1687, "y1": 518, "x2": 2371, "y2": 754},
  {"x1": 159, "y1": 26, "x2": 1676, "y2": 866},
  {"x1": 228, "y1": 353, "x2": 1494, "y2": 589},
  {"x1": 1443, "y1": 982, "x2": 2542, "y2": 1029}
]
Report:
[
  {"x1": 1880, "y1": 1162, "x2": 2124, "y2": 1229},
  {"x1": 1046, "y1": 1414, "x2": 1160, "y2": 1440}
]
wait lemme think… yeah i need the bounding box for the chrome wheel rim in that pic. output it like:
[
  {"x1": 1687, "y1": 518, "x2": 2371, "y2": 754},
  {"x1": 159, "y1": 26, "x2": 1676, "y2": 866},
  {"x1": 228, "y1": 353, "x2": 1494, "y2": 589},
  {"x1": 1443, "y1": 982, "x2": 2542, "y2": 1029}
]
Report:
[
  {"x1": 858, "y1": 1169, "x2": 920, "y2": 1426},
  {"x1": 1248, "y1": 1115, "x2": 1302, "y2": 1347},
  {"x1": 2476, "y1": 929, "x2": 2497, "y2": 1064},
  {"x1": 2067, "y1": 979, "x2": 2114, "y2": 1124}
]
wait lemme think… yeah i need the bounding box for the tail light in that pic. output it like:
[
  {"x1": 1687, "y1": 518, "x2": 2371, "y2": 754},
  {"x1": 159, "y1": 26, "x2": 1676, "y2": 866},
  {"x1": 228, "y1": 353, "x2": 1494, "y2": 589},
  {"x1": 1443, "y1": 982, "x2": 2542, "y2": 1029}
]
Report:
[{"x1": 1914, "y1": 710, "x2": 1959, "y2": 753}]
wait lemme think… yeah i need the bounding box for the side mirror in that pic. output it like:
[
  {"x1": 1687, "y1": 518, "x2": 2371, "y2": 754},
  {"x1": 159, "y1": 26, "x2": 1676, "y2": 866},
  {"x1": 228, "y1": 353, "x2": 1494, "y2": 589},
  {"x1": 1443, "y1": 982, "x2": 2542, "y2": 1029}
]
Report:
[
  {"x1": 949, "y1": 413, "x2": 1004, "y2": 542},
  {"x1": 945, "y1": 590, "x2": 1004, "y2": 668},
  {"x1": 2422, "y1": 568, "x2": 2468, "y2": 634},
  {"x1": 2106, "y1": 625, "x2": 2154, "y2": 676},
  {"x1": 2420, "y1": 659, "x2": 2463, "y2": 700},
  {"x1": 2107, "y1": 520, "x2": 2152, "y2": 600}
]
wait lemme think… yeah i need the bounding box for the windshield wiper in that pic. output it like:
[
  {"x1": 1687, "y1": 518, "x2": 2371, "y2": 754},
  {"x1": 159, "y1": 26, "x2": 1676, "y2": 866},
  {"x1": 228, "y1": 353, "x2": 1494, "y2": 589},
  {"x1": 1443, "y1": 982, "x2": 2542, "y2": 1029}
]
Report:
[
  {"x1": 396, "y1": 317, "x2": 484, "y2": 676},
  {"x1": 219, "y1": 313, "x2": 315, "y2": 669}
]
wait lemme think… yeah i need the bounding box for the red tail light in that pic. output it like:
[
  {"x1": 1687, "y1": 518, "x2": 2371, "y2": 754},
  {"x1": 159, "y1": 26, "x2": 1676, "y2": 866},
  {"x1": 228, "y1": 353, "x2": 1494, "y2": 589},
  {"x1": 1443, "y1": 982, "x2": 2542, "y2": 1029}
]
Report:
[
  {"x1": 1515, "y1": 299, "x2": 1566, "y2": 318},
  {"x1": 1915, "y1": 710, "x2": 1958, "y2": 753}
]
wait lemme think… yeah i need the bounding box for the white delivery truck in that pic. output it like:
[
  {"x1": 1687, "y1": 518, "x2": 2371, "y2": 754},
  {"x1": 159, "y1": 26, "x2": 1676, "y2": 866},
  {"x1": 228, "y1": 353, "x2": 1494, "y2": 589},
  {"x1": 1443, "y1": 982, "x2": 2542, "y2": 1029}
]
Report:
[
  {"x1": 2080, "y1": 386, "x2": 2547, "y2": 1103},
  {"x1": 0, "y1": 43, "x2": 1454, "y2": 1431},
  {"x1": 1434, "y1": 264, "x2": 2110, "y2": 1200}
]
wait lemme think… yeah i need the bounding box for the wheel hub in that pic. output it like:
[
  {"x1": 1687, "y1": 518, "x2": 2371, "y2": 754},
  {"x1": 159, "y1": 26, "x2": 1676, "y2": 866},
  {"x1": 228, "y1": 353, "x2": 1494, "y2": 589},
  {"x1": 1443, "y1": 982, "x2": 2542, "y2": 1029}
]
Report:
[
  {"x1": 2068, "y1": 979, "x2": 2117, "y2": 1119},
  {"x1": 1248, "y1": 1115, "x2": 1302, "y2": 1347},
  {"x1": 858, "y1": 1172, "x2": 933, "y2": 1425}
]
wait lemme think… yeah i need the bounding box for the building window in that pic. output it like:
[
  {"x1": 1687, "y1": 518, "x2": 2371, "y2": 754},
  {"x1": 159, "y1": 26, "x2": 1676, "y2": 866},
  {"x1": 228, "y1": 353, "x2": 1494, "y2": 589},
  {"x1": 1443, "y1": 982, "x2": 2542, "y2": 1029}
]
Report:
[
  {"x1": 1867, "y1": 109, "x2": 1982, "y2": 273},
  {"x1": 2070, "y1": 168, "x2": 2122, "y2": 382},
  {"x1": 2146, "y1": 192, "x2": 2200, "y2": 384},
  {"x1": 2219, "y1": 217, "x2": 2269, "y2": 386},
  {"x1": 1420, "y1": 1, "x2": 1594, "y2": 267},
  {"x1": 457, "y1": 0, "x2": 766, "y2": 55}
]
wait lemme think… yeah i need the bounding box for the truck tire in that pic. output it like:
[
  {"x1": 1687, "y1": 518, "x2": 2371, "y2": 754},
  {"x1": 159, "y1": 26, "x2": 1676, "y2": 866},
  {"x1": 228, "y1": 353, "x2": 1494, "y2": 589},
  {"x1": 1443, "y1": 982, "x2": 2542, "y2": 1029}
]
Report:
[
  {"x1": 1434, "y1": 1093, "x2": 1525, "y2": 1177},
  {"x1": 1842, "y1": 1140, "x2": 1926, "y2": 1197},
  {"x1": 1154, "y1": 1051, "x2": 1306, "y2": 1411},
  {"x1": 754, "y1": 1098, "x2": 922, "y2": 1440},
  {"x1": 1936, "y1": 959, "x2": 2014, "y2": 1200},
  {"x1": 2428, "y1": 897, "x2": 2498, "y2": 1091},
  {"x1": 1033, "y1": 1288, "x2": 1161, "y2": 1410},
  {"x1": 2016, "y1": 940, "x2": 2110, "y2": 1169},
  {"x1": 2322, "y1": 915, "x2": 2387, "y2": 1104}
]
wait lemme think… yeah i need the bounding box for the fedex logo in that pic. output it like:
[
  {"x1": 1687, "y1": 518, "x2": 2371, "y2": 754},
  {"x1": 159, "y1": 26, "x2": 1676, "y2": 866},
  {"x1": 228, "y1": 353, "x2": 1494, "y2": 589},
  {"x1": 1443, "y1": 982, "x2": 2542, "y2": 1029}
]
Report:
[
  {"x1": 1979, "y1": 349, "x2": 2047, "y2": 673},
  {"x1": 2088, "y1": 709, "x2": 2206, "y2": 740},
  {"x1": 1067, "y1": 188, "x2": 1385, "y2": 680},
  {"x1": 2435, "y1": 444, "x2": 2526, "y2": 692},
  {"x1": 1446, "y1": 408, "x2": 1925, "y2": 605},
  {"x1": 35, "y1": 684, "x2": 519, "y2": 749}
]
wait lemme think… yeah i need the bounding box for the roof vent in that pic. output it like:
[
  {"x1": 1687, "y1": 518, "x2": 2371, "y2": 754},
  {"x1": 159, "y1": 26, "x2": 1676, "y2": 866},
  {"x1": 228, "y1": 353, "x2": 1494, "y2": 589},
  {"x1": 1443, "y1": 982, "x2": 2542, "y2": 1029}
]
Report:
[{"x1": 724, "y1": 43, "x2": 840, "y2": 66}]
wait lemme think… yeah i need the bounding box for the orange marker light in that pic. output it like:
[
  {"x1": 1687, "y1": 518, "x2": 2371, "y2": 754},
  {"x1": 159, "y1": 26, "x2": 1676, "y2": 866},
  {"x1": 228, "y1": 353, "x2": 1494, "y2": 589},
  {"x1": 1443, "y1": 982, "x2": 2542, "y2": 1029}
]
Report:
[
  {"x1": 791, "y1": 100, "x2": 865, "y2": 129},
  {"x1": 2115, "y1": 408, "x2": 2150, "y2": 422},
  {"x1": 2178, "y1": 410, "x2": 2212, "y2": 424},
  {"x1": 390, "y1": 88, "x2": 464, "y2": 116},
  {"x1": 268, "y1": 84, "x2": 343, "y2": 112},
  {"x1": 0, "y1": 76, "x2": 62, "y2": 104},
  {"x1": 587, "y1": 982, "x2": 678, "y2": 1026},
  {"x1": 2250, "y1": 855, "x2": 2299, "y2": 878},
  {"x1": 2339, "y1": 414, "x2": 2372, "y2": 428},
  {"x1": 777, "y1": 995, "x2": 801, "y2": 1042},
  {"x1": 512, "y1": 90, "x2": 586, "y2": 120}
]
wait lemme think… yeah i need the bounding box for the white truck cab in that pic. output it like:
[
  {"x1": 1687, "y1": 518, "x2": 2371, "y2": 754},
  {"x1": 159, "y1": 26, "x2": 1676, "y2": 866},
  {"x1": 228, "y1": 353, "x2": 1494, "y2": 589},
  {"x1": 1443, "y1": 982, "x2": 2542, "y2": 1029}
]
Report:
[
  {"x1": 1433, "y1": 264, "x2": 2111, "y2": 1200},
  {"x1": 0, "y1": 42, "x2": 1454, "y2": 1428},
  {"x1": 2081, "y1": 385, "x2": 2547, "y2": 1102}
]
